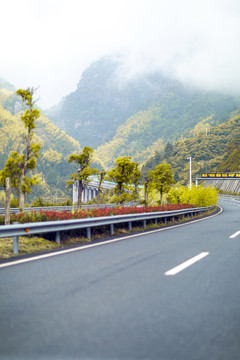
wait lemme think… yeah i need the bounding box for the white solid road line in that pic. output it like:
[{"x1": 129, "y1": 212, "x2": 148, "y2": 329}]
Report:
[
  {"x1": 229, "y1": 231, "x2": 240, "y2": 238},
  {"x1": 165, "y1": 252, "x2": 209, "y2": 276}
]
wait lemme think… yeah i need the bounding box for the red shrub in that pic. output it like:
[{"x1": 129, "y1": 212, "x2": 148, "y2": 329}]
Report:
[{"x1": 11, "y1": 203, "x2": 194, "y2": 223}]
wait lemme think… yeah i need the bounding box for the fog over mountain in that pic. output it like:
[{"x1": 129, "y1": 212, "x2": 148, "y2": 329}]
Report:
[
  {"x1": 0, "y1": 0, "x2": 240, "y2": 108},
  {"x1": 46, "y1": 55, "x2": 240, "y2": 165}
]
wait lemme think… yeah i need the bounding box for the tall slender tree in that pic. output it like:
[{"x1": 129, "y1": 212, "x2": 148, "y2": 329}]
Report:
[
  {"x1": 143, "y1": 175, "x2": 150, "y2": 206},
  {"x1": 131, "y1": 162, "x2": 141, "y2": 204},
  {"x1": 0, "y1": 151, "x2": 22, "y2": 224},
  {"x1": 107, "y1": 156, "x2": 139, "y2": 204},
  {"x1": 16, "y1": 87, "x2": 41, "y2": 209},
  {"x1": 67, "y1": 146, "x2": 98, "y2": 208},
  {"x1": 149, "y1": 163, "x2": 175, "y2": 205},
  {"x1": 96, "y1": 169, "x2": 106, "y2": 208}
]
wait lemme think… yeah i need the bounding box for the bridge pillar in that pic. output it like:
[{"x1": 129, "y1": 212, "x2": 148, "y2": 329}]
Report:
[
  {"x1": 73, "y1": 179, "x2": 115, "y2": 204},
  {"x1": 86, "y1": 188, "x2": 89, "y2": 202},
  {"x1": 73, "y1": 182, "x2": 78, "y2": 205},
  {"x1": 82, "y1": 187, "x2": 85, "y2": 202},
  {"x1": 90, "y1": 188, "x2": 94, "y2": 201}
]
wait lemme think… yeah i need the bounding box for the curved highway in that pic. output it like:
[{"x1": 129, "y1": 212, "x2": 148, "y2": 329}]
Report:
[{"x1": 0, "y1": 198, "x2": 240, "y2": 359}]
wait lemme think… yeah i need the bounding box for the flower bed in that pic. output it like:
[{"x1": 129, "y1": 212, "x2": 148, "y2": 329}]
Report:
[{"x1": 0, "y1": 204, "x2": 194, "y2": 224}]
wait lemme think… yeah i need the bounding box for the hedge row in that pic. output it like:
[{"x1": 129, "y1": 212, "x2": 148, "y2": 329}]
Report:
[{"x1": 0, "y1": 204, "x2": 194, "y2": 225}]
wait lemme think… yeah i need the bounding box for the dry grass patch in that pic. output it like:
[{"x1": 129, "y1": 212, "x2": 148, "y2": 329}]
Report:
[{"x1": 0, "y1": 236, "x2": 59, "y2": 259}]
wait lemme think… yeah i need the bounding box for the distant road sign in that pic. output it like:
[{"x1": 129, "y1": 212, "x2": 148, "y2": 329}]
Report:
[{"x1": 201, "y1": 173, "x2": 240, "y2": 179}]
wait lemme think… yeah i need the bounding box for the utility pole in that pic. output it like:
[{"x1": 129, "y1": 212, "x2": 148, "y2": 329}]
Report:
[{"x1": 187, "y1": 157, "x2": 192, "y2": 190}]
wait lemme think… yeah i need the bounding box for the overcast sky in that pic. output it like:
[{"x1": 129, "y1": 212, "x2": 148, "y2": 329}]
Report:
[{"x1": 1, "y1": 0, "x2": 240, "y2": 108}]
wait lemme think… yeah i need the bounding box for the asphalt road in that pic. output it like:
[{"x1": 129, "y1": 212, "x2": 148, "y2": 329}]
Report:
[{"x1": 0, "y1": 198, "x2": 240, "y2": 359}]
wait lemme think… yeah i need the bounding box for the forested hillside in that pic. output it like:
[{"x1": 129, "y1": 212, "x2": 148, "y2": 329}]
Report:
[
  {"x1": 93, "y1": 97, "x2": 236, "y2": 170},
  {"x1": 47, "y1": 56, "x2": 165, "y2": 148},
  {"x1": 1, "y1": 67, "x2": 240, "y2": 202},
  {"x1": 142, "y1": 110, "x2": 240, "y2": 184},
  {"x1": 0, "y1": 85, "x2": 81, "y2": 201},
  {"x1": 47, "y1": 56, "x2": 240, "y2": 157}
]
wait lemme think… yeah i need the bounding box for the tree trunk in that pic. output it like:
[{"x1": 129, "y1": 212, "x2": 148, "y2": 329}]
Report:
[
  {"x1": 160, "y1": 189, "x2": 163, "y2": 206},
  {"x1": 19, "y1": 173, "x2": 25, "y2": 210},
  {"x1": 19, "y1": 191, "x2": 25, "y2": 210},
  {"x1": 97, "y1": 191, "x2": 100, "y2": 209},
  {"x1": 97, "y1": 177, "x2": 102, "y2": 209},
  {"x1": 144, "y1": 183, "x2": 148, "y2": 206},
  {"x1": 5, "y1": 178, "x2": 11, "y2": 225},
  {"x1": 78, "y1": 180, "x2": 83, "y2": 209},
  {"x1": 19, "y1": 124, "x2": 31, "y2": 210},
  {"x1": 134, "y1": 186, "x2": 137, "y2": 206}
]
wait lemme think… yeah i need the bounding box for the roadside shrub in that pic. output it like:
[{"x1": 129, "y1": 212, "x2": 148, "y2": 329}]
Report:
[
  {"x1": 167, "y1": 185, "x2": 218, "y2": 207},
  {"x1": 10, "y1": 197, "x2": 19, "y2": 208},
  {"x1": 31, "y1": 197, "x2": 45, "y2": 207},
  {"x1": 31, "y1": 198, "x2": 73, "y2": 207},
  {"x1": 7, "y1": 204, "x2": 194, "y2": 224}
]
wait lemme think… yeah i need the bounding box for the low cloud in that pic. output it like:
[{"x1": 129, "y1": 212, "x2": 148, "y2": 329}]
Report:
[{"x1": 1, "y1": 0, "x2": 240, "y2": 107}]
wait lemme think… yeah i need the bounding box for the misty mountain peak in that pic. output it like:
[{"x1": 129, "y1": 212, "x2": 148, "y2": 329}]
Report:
[{"x1": 46, "y1": 55, "x2": 240, "y2": 152}]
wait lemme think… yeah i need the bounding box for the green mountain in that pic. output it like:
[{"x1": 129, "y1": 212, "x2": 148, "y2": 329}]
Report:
[
  {"x1": 47, "y1": 56, "x2": 240, "y2": 168},
  {"x1": 142, "y1": 110, "x2": 240, "y2": 185},
  {"x1": 1, "y1": 59, "x2": 240, "y2": 202},
  {"x1": 47, "y1": 56, "x2": 168, "y2": 148},
  {"x1": 217, "y1": 136, "x2": 240, "y2": 173},
  {"x1": 0, "y1": 82, "x2": 81, "y2": 201}
]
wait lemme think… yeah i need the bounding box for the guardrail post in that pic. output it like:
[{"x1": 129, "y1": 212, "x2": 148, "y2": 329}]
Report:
[
  {"x1": 155, "y1": 218, "x2": 158, "y2": 225},
  {"x1": 128, "y1": 221, "x2": 132, "y2": 231},
  {"x1": 86, "y1": 227, "x2": 91, "y2": 240},
  {"x1": 143, "y1": 219, "x2": 147, "y2": 228},
  {"x1": 12, "y1": 222, "x2": 19, "y2": 254},
  {"x1": 13, "y1": 235, "x2": 19, "y2": 255},
  {"x1": 164, "y1": 217, "x2": 167, "y2": 224},
  {"x1": 55, "y1": 231, "x2": 61, "y2": 244},
  {"x1": 110, "y1": 223, "x2": 114, "y2": 236}
]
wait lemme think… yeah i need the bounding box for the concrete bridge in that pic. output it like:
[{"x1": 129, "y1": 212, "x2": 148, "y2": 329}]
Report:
[
  {"x1": 73, "y1": 179, "x2": 115, "y2": 204},
  {"x1": 73, "y1": 173, "x2": 240, "y2": 204}
]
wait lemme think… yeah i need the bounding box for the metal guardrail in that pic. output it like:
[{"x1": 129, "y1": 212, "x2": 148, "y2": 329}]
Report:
[
  {"x1": 0, "y1": 203, "x2": 138, "y2": 215},
  {"x1": 0, "y1": 206, "x2": 214, "y2": 255}
]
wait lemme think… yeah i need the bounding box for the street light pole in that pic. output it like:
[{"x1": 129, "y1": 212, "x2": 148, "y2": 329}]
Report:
[{"x1": 187, "y1": 156, "x2": 192, "y2": 190}]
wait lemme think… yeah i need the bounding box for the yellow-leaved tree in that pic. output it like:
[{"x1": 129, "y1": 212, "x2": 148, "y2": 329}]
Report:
[
  {"x1": 16, "y1": 87, "x2": 41, "y2": 209},
  {"x1": 67, "y1": 146, "x2": 98, "y2": 209},
  {"x1": 148, "y1": 163, "x2": 175, "y2": 205}
]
